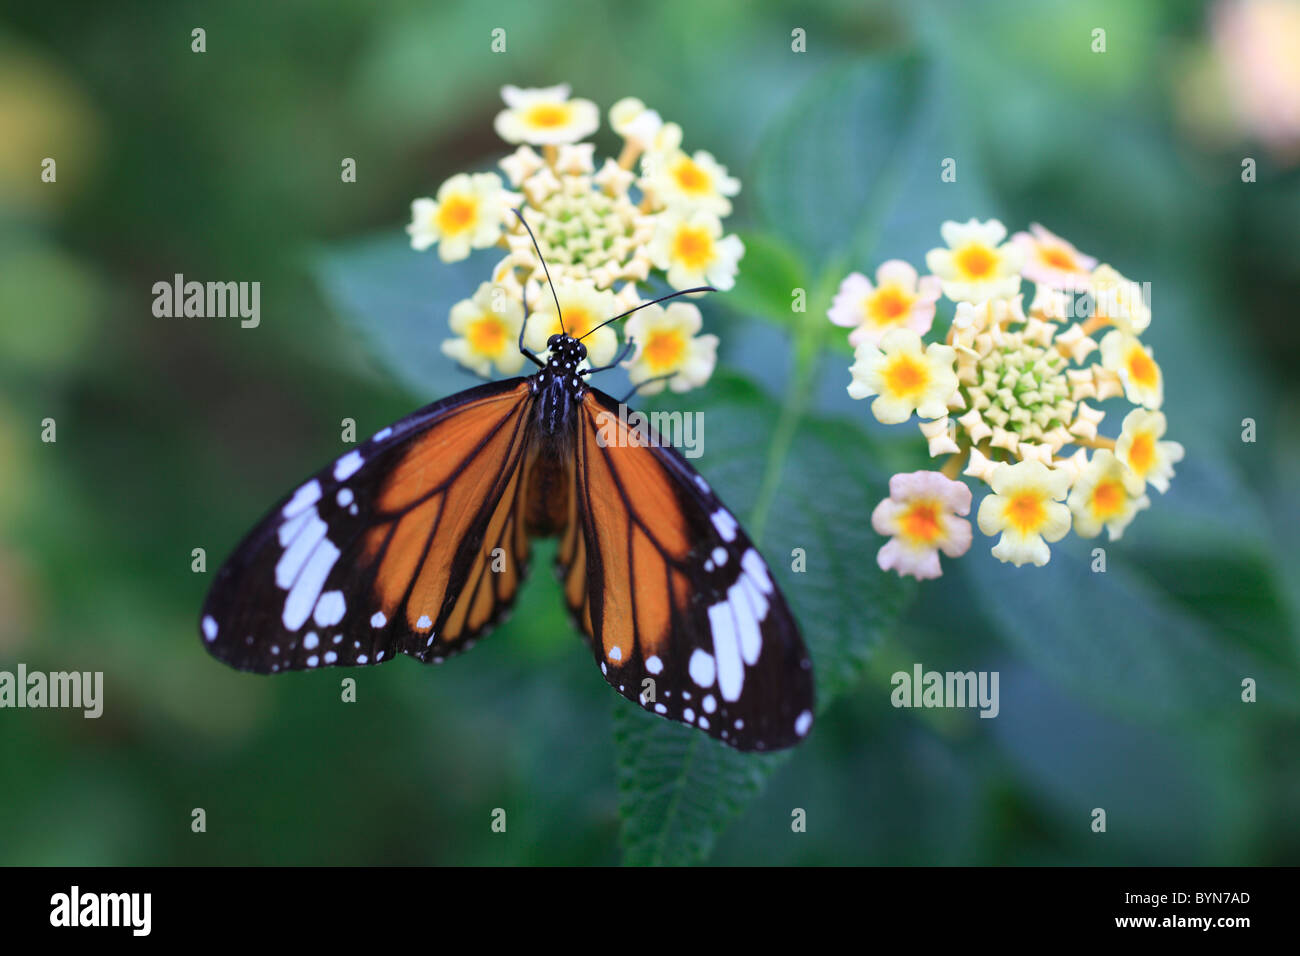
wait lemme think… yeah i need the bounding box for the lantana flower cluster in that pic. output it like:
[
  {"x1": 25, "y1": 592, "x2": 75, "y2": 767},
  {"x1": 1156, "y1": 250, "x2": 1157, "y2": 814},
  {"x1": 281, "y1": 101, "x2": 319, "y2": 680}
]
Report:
[
  {"x1": 833, "y1": 220, "x2": 1185, "y2": 578},
  {"x1": 407, "y1": 84, "x2": 743, "y2": 394}
]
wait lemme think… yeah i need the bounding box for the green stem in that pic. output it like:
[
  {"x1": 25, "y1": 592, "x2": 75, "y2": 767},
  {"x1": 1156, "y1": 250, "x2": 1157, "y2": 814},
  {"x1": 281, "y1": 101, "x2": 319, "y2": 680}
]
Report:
[{"x1": 747, "y1": 306, "x2": 825, "y2": 545}]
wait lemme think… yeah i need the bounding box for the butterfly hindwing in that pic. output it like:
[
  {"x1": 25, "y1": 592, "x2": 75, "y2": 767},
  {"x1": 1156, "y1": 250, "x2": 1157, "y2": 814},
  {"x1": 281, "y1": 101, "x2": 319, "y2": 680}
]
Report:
[
  {"x1": 200, "y1": 378, "x2": 535, "y2": 672},
  {"x1": 561, "y1": 387, "x2": 815, "y2": 751}
]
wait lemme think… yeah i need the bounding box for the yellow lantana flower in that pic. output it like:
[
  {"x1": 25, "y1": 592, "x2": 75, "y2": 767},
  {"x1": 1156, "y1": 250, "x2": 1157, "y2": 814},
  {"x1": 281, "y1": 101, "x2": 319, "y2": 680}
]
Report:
[
  {"x1": 643, "y1": 149, "x2": 740, "y2": 217},
  {"x1": 871, "y1": 471, "x2": 973, "y2": 580},
  {"x1": 828, "y1": 260, "x2": 942, "y2": 348},
  {"x1": 648, "y1": 210, "x2": 744, "y2": 291},
  {"x1": 977, "y1": 460, "x2": 1072, "y2": 566},
  {"x1": 1012, "y1": 223, "x2": 1097, "y2": 290},
  {"x1": 1115, "y1": 408, "x2": 1185, "y2": 493},
  {"x1": 494, "y1": 84, "x2": 599, "y2": 146},
  {"x1": 1100, "y1": 329, "x2": 1163, "y2": 408},
  {"x1": 925, "y1": 218, "x2": 1025, "y2": 302},
  {"x1": 847, "y1": 328, "x2": 958, "y2": 424},
  {"x1": 1067, "y1": 449, "x2": 1150, "y2": 540},
  {"x1": 407, "y1": 172, "x2": 513, "y2": 263},
  {"x1": 1087, "y1": 264, "x2": 1151, "y2": 335},
  {"x1": 622, "y1": 301, "x2": 718, "y2": 394},
  {"x1": 442, "y1": 281, "x2": 526, "y2": 377},
  {"x1": 523, "y1": 279, "x2": 620, "y2": 367}
]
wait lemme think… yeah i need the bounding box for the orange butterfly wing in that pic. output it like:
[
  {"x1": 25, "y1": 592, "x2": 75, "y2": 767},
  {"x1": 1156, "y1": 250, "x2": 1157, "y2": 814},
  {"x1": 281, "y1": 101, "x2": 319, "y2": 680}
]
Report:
[
  {"x1": 200, "y1": 378, "x2": 535, "y2": 672},
  {"x1": 559, "y1": 388, "x2": 815, "y2": 751}
]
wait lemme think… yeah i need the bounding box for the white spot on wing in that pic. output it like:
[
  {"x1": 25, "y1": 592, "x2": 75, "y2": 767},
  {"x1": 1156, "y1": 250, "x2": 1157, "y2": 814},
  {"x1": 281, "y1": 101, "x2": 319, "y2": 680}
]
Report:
[
  {"x1": 282, "y1": 480, "x2": 321, "y2": 519},
  {"x1": 711, "y1": 546, "x2": 727, "y2": 566},
  {"x1": 609, "y1": 645, "x2": 622, "y2": 661},
  {"x1": 306, "y1": 655, "x2": 319, "y2": 668},
  {"x1": 740, "y1": 574, "x2": 770, "y2": 624},
  {"x1": 742, "y1": 548, "x2": 773, "y2": 594},
  {"x1": 334, "y1": 450, "x2": 364, "y2": 481},
  {"x1": 655, "y1": 703, "x2": 667, "y2": 714},
  {"x1": 684, "y1": 707, "x2": 695, "y2": 722},
  {"x1": 313, "y1": 590, "x2": 345, "y2": 627},
  {"x1": 416, "y1": 615, "x2": 432, "y2": 629},
  {"x1": 795, "y1": 710, "x2": 813, "y2": 737},
  {"x1": 277, "y1": 508, "x2": 311, "y2": 546},
  {"x1": 275, "y1": 513, "x2": 326, "y2": 588},
  {"x1": 324, "y1": 651, "x2": 337, "y2": 664},
  {"x1": 336, "y1": 488, "x2": 354, "y2": 507},
  {"x1": 370, "y1": 611, "x2": 386, "y2": 628},
  {"x1": 688, "y1": 648, "x2": 715, "y2": 688},
  {"x1": 373, "y1": 427, "x2": 393, "y2": 442},
  {"x1": 201, "y1": 616, "x2": 218, "y2": 641},
  {"x1": 729, "y1": 581, "x2": 762, "y2": 666},
  {"x1": 703, "y1": 694, "x2": 716, "y2": 713},
  {"x1": 282, "y1": 538, "x2": 340, "y2": 631},
  {"x1": 694, "y1": 475, "x2": 710, "y2": 493},
  {"x1": 711, "y1": 509, "x2": 738, "y2": 542},
  {"x1": 708, "y1": 601, "x2": 743, "y2": 701},
  {"x1": 645, "y1": 655, "x2": 663, "y2": 674}
]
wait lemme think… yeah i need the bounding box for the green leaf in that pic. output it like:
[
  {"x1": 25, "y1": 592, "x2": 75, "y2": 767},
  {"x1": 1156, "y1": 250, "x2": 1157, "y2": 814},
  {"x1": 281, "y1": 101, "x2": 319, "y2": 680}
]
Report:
[
  {"x1": 615, "y1": 372, "x2": 913, "y2": 865},
  {"x1": 752, "y1": 55, "x2": 998, "y2": 271},
  {"x1": 752, "y1": 56, "x2": 927, "y2": 267},
  {"x1": 724, "y1": 230, "x2": 810, "y2": 330},
  {"x1": 308, "y1": 234, "x2": 492, "y2": 401},
  {"x1": 961, "y1": 451, "x2": 1299, "y2": 723}
]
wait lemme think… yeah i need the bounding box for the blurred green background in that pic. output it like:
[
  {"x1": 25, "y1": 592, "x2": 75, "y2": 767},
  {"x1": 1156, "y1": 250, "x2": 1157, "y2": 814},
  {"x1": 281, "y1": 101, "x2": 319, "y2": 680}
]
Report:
[{"x1": 2, "y1": 0, "x2": 1298, "y2": 865}]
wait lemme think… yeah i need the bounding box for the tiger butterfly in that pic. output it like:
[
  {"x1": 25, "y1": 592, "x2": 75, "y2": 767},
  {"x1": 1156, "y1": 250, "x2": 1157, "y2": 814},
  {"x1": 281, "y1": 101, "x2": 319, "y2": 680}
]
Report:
[{"x1": 199, "y1": 213, "x2": 815, "y2": 750}]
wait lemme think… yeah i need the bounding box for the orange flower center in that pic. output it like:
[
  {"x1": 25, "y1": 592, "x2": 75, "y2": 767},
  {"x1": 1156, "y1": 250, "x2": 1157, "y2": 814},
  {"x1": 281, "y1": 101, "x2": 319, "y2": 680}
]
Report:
[
  {"x1": 1127, "y1": 347, "x2": 1158, "y2": 387},
  {"x1": 883, "y1": 354, "x2": 929, "y2": 398},
  {"x1": 866, "y1": 285, "x2": 913, "y2": 327},
  {"x1": 437, "y1": 195, "x2": 477, "y2": 233},
  {"x1": 1041, "y1": 246, "x2": 1079, "y2": 271},
  {"x1": 1128, "y1": 432, "x2": 1155, "y2": 476},
  {"x1": 672, "y1": 226, "x2": 714, "y2": 269},
  {"x1": 644, "y1": 329, "x2": 686, "y2": 372},
  {"x1": 561, "y1": 307, "x2": 595, "y2": 338},
  {"x1": 900, "y1": 501, "x2": 943, "y2": 545},
  {"x1": 1091, "y1": 478, "x2": 1125, "y2": 519},
  {"x1": 468, "y1": 316, "x2": 506, "y2": 355},
  {"x1": 672, "y1": 158, "x2": 711, "y2": 194},
  {"x1": 955, "y1": 243, "x2": 997, "y2": 279},
  {"x1": 1004, "y1": 491, "x2": 1045, "y2": 535},
  {"x1": 525, "y1": 103, "x2": 571, "y2": 129}
]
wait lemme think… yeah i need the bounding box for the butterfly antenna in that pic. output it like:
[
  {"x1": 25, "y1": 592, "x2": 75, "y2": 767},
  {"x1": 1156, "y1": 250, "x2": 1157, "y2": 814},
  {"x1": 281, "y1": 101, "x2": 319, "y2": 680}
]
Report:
[
  {"x1": 579, "y1": 286, "x2": 717, "y2": 342},
  {"x1": 512, "y1": 208, "x2": 566, "y2": 336}
]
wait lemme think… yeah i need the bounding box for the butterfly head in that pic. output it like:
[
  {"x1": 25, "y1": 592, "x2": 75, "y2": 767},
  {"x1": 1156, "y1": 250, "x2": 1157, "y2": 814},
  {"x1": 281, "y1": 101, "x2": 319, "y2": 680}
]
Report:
[{"x1": 545, "y1": 333, "x2": 587, "y2": 368}]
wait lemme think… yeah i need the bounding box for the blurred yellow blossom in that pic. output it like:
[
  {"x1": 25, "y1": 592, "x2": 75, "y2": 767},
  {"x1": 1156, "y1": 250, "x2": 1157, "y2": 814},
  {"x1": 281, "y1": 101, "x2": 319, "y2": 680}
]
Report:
[
  {"x1": 441, "y1": 281, "x2": 526, "y2": 377},
  {"x1": 828, "y1": 260, "x2": 941, "y2": 348},
  {"x1": 622, "y1": 301, "x2": 718, "y2": 394},
  {"x1": 847, "y1": 328, "x2": 958, "y2": 425},
  {"x1": 871, "y1": 471, "x2": 973, "y2": 580},
  {"x1": 494, "y1": 84, "x2": 599, "y2": 145},
  {"x1": 926, "y1": 218, "x2": 1024, "y2": 302},
  {"x1": 977, "y1": 461, "x2": 1073, "y2": 567}
]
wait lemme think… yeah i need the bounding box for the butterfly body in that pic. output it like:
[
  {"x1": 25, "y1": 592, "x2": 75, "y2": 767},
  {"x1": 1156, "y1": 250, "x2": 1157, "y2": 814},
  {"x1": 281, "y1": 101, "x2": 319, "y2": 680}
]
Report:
[{"x1": 201, "y1": 237, "x2": 815, "y2": 750}]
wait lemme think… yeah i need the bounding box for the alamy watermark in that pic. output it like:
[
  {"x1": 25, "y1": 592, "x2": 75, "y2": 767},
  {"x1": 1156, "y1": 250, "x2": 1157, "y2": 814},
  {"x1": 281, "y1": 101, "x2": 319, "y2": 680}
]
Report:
[
  {"x1": 152, "y1": 273, "x2": 260, "y2": 328},
  {"x1": 0, "y1": 664, "x2": 103, "y2": 718},
  {"x1": 891, "y1": 663, "x2": 999, "y2": 718},
  {"x1": 595, "y1": 404, "x2": 704, "y2": 458}
]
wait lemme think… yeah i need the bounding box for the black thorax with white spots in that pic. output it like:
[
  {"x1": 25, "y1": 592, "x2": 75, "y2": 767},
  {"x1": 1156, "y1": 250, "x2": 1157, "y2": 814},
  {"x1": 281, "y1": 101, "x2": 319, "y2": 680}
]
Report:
[{"x1": 531, "y1": 333, "x2": 588, "y2": 437}]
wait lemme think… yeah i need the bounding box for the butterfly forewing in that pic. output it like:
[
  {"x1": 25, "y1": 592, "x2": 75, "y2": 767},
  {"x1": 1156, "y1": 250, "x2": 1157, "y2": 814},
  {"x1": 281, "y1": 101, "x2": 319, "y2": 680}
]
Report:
[
  {"x1": 200, "y1": 378, "x2": 535, "y2": 672},
  {"x1": 561, "y1": 388, "x2": 815, "y2": 751}
]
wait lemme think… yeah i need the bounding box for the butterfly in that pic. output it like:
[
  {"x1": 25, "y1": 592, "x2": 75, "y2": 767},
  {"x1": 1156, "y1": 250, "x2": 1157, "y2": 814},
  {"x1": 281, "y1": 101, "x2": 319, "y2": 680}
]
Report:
[{"x1": 199, "y1": 212, "x2": 815, "y2": 751}]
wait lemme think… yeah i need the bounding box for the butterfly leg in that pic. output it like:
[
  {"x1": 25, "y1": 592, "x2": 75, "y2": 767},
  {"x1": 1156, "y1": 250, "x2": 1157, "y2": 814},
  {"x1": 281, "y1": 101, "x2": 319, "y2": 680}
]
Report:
[
  {"x1": 579, "y1": 338, "x2": 636, "y2": 376},
  {"x1": 517, "y1": 277, "x2": 545, "y2": 369},
  {"x1": 616, "y1": 372, "x2": 675, "y2": 402}
]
